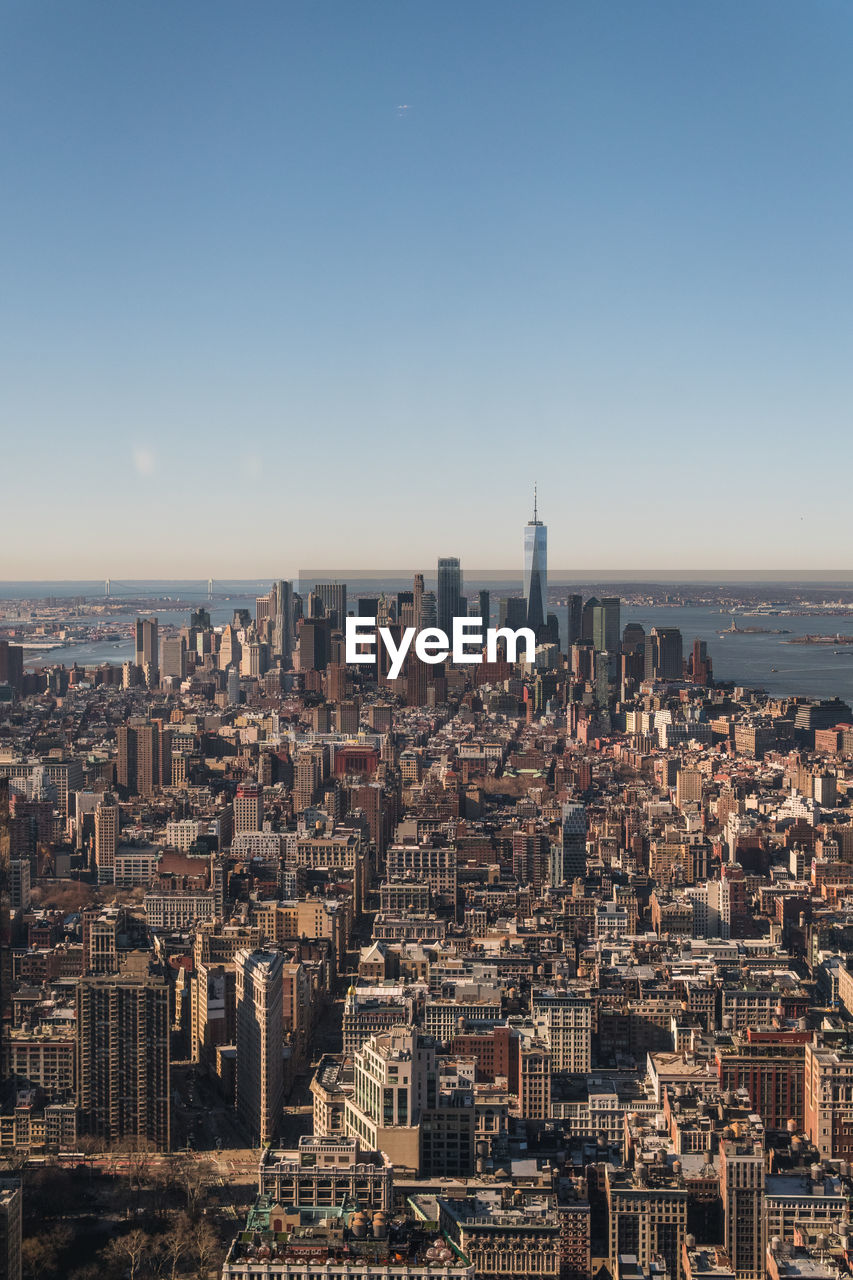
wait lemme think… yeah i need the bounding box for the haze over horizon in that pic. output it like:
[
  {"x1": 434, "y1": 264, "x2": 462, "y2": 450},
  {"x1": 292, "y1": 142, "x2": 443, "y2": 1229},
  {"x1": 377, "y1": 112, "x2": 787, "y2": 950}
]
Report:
[
  {"x1": 3, "y1": 1, "x2": 851, "y2": 575},
  {"x1": 7, "y1": 569, "x2": 853, "y2": 592}
]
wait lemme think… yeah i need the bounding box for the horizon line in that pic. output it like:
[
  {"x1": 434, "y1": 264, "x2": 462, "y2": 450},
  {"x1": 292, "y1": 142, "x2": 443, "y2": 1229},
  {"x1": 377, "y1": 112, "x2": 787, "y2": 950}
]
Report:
[{"x1": 6, "y1": 569, "x2": 853, "y2": 586}]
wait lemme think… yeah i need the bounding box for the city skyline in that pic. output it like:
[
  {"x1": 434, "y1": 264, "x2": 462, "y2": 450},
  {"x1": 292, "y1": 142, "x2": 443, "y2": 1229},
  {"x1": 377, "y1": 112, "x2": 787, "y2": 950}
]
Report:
[
  {"x1": 5, "y1": 4, "x2": 853, "y2": 1277},
  {"x1": 3, "y1": 2, "x2": 853, "y2": 576}
]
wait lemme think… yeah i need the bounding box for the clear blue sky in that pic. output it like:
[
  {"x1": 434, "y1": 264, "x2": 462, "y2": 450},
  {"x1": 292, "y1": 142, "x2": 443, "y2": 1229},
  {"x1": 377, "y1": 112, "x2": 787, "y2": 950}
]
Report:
[{"x1": 2, "y1": 1, "x2": 851, "y2": 578}]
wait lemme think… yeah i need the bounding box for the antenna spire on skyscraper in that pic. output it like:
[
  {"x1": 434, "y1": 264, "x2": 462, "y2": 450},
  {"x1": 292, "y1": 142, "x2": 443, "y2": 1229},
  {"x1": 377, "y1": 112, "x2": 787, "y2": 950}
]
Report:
[{"x1": 524, "y1": 485, "x2": 547, "y2": 636}]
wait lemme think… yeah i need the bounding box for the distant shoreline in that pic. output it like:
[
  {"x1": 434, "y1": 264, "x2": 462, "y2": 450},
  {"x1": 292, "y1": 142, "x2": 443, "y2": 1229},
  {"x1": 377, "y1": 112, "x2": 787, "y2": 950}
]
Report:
[{"x1": 786, "y1": 635, "x2": 853, "y2": 646}]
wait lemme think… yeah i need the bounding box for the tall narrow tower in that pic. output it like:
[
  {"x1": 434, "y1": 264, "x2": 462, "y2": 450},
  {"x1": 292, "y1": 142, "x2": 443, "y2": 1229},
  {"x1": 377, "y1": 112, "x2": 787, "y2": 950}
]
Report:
[
  {"x1": 523, "y1": 485, "x2": 547, "y2": 636},
  {"x1": 235, "y1": 950, "x2": 284, "y2": 1146},
  {"x1": 437, "y1": 558, "x2": 463, "y2": 635}
]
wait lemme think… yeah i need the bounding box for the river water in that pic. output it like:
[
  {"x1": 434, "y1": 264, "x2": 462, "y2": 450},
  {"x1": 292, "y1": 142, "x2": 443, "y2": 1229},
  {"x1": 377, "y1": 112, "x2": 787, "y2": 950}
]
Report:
[
  {"x1": 621, "y1": 605, "x2": 853, "y2": 704},
  {"x1": 19, "y1": 601, "x2": 853, "y2": 705}
]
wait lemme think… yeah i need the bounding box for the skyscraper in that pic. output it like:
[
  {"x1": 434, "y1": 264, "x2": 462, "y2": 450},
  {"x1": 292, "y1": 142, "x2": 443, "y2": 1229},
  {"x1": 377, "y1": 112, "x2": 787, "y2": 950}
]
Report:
[
  {"x1": 592, "y1": 597, "x2": 621, "y2": 653},
  {"x1": 420, "y1": 590, "x2": 437, "y2": 627},
  {"x1": 160, "y1": 636, "x2": 187, "y2": 679},
  {"x1": 557, "y1": 801, "x2": 587, "y2": 884},
  {"x1": 644, "y1": 627, "x2": 684, "y2": 681},
  {"x1": 116, "y1": 720, "x2": 172, "y2": 797},
  {"x1": 76, "y1": 969, "x2": 171, "y2": 1150},
  {"x1": 297, "y1": 617, "x2": 331, "y2": 671},
  {"x1": 135, "y1": 616, "x2": 158, "y2": 670},
  {"x1": 581, "y1": 597, "x2": 599, "y2": 644},
  {"x1": 437, "y1": 558, "x2": 463, "y2": 635},
  {"x1": 0, "y1": 641, "x2": 23, "y2": 696},
  {"x1": 235, "y1": 949, "x2": 284, "y2": 1146},
  {"x1": 315, "y1": 582, "x2": 347, "y2": 627},
  {"x1": 476, "y1": 589, "x2": 490, "y2": 626},
  {"x1": 500, "y1": 597, "x2": 528, "y2": 629},
  {"x1": 271, "y1": 579, "x2": 293, "y2": 665},
  {"x1": 413, "y1": 573, "x2": 424, "y2": 627},
  {"x1": 94, "y1": 794, "x2": 119, "y2": 883},
  {"x1": 523, "y1": 487, "x2": 547, "y2": 635},
  {"x1": 566, "y1": 594, "x2": 583, "y2": 650},
  {"x1": 218, "y1": 624, "x2": 242, "y2": 671}
]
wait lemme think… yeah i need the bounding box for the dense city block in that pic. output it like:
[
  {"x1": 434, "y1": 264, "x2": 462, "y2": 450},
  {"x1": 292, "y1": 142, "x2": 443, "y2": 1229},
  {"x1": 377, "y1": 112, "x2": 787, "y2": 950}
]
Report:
[{"x1": 4, "y1": 552, "x2": 853, "y2": 1279}]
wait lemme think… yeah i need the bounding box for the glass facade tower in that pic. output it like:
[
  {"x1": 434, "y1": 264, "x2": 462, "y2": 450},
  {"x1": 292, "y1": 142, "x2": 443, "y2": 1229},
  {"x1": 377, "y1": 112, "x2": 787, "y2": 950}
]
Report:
[
  {"x1": 524, "y1": 487, "x2": 547, "y2": 635},
  {"x1": 437, "y1": 558, "x2": 463, "y2": 635}
]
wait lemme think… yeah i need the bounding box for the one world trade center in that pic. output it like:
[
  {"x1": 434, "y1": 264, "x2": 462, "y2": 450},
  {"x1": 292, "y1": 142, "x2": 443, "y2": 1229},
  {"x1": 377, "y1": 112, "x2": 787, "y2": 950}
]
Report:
[{"x1": 524, "y1": 486, "x2": 547, "y2": 637}]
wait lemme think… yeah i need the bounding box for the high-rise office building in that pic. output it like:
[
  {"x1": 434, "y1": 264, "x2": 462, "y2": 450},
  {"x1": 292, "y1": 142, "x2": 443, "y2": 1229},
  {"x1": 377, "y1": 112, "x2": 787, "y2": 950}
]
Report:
[
  {"x1": 269, "y1": 580, "x2": 293, "y2": 665},
  {"x1": 556, "y1": 801, "x2": 587, "y2": 883},
  {"x1": 76, "y1": 969, "x2": 171, "y2": 1150},
  {"x1": 140, "y1": 721, "x2": 171, "y2": 796},
  {"x1": 581, "y1": 597, "x2": 599, "y2": 645},
  {"x1": 235, "y1": 949, "x2": 284, "y2": 1146},
  {"x1": 135, "y1": 617, "x2": 158, "y2": 671},
  {"x1": 294, "y1": 748, "x2": 325, "y2": 812},
  {"x1": 420, "y1": 590, "x2": 437, "y2": 627},
  {"x1": 315, "y1": 582, "x2": 347, "y2": 627},
  {"x1": 644, "y1": 627, "x2": 684, "y2": 681},
  {"x1": 327, "y1": 663, "x2": 348, "y2": 702},
  {"x1": 592, "y1": 597, "x2": 621, "y2": 653},
  {"x1": 499, "y1": 597, "x2": 527, "y2": 629},
  {"x1": 523, "y1": 488, "x2": 547, "y2": 635},
  {"x1": 476, "y1": 589, "x2": 490, "y2": 625},
  {"x1": 115, "y1": 721, "x2": 136, "y2": 794},
  {"x1": 691, "y1": 638, "x2": 713, "y2": 685},
  {"x1": 566, "y1": 594, "x2": 583, "y2": 650},
  {"x1": 94, "y1": 794, "x2": 119, "y2": 882},
  {"x1": 160, "y1": 636, "x2": 187, "y2": 680},
  {"x1": 117, "y1": 720, "x2": 172, "y2": 797},
  {"x1": 0, "y1": 641, "x2": 23, "y2": 695},
  {"x1": 226, "y1": 665, "x2": 241, "y2": 704},
  {"x1": 218, "y1": 624, "x2": 241, "y2": 671},
  {"x1": 298, "y1": 617, "x2": 331, "y2": 671},
  {"x1": 622, "y1": 623, "x2": 646, "y2": 654},
  {"x1": 413, "y1": 573, "x2": 424, "y2": 627},
  {"x1": 437, "y1": 558, "x2": 463, "y2": 635},
  {"x1": 396, "y1": 590, "x2": 414, "y2": 626},
  {"x1": 241, "y1": 641, "x2": 268, "y2": 678}
]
